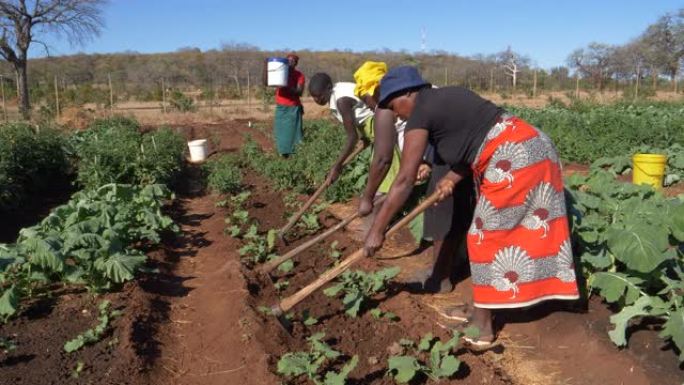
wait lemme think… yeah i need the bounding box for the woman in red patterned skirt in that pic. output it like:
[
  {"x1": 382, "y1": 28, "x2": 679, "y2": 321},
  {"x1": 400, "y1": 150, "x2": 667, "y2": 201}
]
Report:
[{"x1": 364, "y1": 66, "x2": 579, "y2": 348}]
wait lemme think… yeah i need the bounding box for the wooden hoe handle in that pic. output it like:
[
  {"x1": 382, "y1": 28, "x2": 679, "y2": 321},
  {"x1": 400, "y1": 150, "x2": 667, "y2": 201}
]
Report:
[
  {"x1": 277, "y1": 144, "x2": 365, "y2": 239},
  {"x1": 262, "y1": 195, "x2": 386, "y2": 274},
  {"x1": 273, "y1": 191, "x2": 441, "y2": 315}
]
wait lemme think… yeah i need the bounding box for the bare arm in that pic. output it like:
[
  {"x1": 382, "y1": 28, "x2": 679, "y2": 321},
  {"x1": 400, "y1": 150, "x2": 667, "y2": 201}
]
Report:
[
  {"x1": 328, "y1": 96, "x2": 360, "y2": 182},
  {"x1": 364, "y1": 128, "x2": 428, "y2": 255},
  {"x1": 291, "y1": 75, "x2": 305, "y2": 97},
  {"x1": 359, "y1": 108, "x2": 396, "y2": 215}
]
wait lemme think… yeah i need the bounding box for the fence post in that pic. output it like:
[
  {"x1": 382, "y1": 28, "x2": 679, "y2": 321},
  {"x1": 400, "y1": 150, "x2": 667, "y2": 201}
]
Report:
[
  {"x1": 54, "y1": 75, "x2": 60, "y2": 117},
  {"x1": 108, "y1": 72, "x2": 114, "y2": 113},
  {"x1": 489, "y1": 68, "x2": 494, "y2": 93},
  {"x1": 532, "y1": 69, "x2": 537, "y2": 98},
  {"x1": 161, "y1": 77, "x2": 167, "y2": 114},
  {"x1": 575, "y1": 74, "x2": 580, "y2": 99},
  {"x1": 247, "y1": 69, "x2": 251, "y2": 108}
]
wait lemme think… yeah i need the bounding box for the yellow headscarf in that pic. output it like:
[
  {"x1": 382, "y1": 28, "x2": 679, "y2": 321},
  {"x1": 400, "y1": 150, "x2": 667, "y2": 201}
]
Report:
[{"x1": 353, "y1": 61, "x2": 388, "y2": 98}]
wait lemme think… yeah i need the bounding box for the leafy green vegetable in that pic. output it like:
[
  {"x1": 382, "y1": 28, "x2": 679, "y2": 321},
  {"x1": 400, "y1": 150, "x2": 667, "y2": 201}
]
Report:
[
  {"x1": 0, "y1": 184, "x2": 176, "y2": 320},
  {"x1": 568, "y1": 168, "x2": 684, "y2": 360},
  {"x1": 64, "y1": 300, "x2": 121, "y2": 353},
  {"x1": 277, "y1": 333, "x2": 357, "y2": 385},
  {"x1": 387, "y1": 332, "x2": 463, "y2": 383},
  {"x1": 323, "y1": 267, "x2": 400, "y2": 317},
  {"x1": 71, "y1": 117, "x2": 186, "y2": 190}
]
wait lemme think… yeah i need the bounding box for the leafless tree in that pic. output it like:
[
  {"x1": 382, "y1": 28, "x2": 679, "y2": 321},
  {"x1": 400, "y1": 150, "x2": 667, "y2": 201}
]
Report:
[
  {"x1": 497, "y1": 46, "x2": 529, "y2": 90},
  {"x1": 0, "y1": 0, "x2": 106, "y2": 119}
]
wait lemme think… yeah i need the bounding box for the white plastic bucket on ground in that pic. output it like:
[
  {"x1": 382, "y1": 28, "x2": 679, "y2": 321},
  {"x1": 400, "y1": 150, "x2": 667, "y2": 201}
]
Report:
[
  {"x1": 267, "y1": 57, "x2": 289, "y2": 87},
  {"x1": 187, "y1": 139, "x2": 208, "y2": 163}
]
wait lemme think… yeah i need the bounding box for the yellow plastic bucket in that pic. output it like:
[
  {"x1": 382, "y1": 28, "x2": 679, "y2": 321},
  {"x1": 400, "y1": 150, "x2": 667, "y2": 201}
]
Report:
[{"x1": 632, "y1": 153, "x2": 667, "y2": 190}]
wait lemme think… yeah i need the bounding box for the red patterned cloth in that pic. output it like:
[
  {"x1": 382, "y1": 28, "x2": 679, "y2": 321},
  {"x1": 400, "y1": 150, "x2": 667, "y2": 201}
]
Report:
[{"x1": 467, "y1": 115, "x2": 579, "y2": 309}]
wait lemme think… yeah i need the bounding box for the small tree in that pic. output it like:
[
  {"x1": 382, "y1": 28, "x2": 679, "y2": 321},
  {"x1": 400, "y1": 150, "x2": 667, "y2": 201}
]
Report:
[
  {"x1": 497, "y1": 46, "x2": 529, "y2": 90},
  {"x1": 0, "y1": 0, "x2": 106, "y2": 119},
  {"x1": 567, "y1": 43, "x2": 616, "y2": 91},
  {"x1": 639, "y1": 10, "x2": 684, "y2": 92}
]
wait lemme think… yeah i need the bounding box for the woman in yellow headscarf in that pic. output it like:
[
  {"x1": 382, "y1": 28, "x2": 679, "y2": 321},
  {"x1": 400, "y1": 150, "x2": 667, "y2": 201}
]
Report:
[{"x1": 353, "y1": 61, "x2": 405, "y2": 216}]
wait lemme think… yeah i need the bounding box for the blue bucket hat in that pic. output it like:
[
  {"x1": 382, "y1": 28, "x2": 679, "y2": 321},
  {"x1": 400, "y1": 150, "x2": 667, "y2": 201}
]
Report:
[{"x1": 378, "y1": 66, "x2": 430, "y2": 108}]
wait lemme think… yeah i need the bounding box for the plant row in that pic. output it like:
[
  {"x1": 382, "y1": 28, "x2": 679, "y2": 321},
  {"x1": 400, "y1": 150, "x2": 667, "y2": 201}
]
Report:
[
  {"x1": 511, "y1": 103, "x2": 684, "y2": 164},
  {"x1": 238, "y1": 119, "x2": 370, "y2": 203},
  {"x1": 0, "y1": 116, "x2": 187, "y2": 322},
  {"x1": 0, "y1": 116, "x2": 187, "y2": 211},
  {"x1": 0, "y1": 183, "x2": 177, "y2": 320},
  {"x1": 0, "y1": 123, "x2": 70, "y2": 210},
  {"x1": 567, "y1": 169, "x2": 684, "y2": 361},
  {"x1": 212, "y1": 169, "x2": 472, "y2": 384}
]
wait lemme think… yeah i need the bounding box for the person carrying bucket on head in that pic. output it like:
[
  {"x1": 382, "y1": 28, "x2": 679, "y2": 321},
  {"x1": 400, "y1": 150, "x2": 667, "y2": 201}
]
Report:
[
  {"x1": 364, "y1": 66, "x2": 580, "y2": 349},
  {"x1": 264, "y1": 53, "x2": 306, "y2": 157}
]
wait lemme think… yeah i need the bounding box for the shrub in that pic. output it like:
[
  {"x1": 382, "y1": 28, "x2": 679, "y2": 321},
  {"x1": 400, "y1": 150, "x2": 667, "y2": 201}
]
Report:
[{"x1": 205, "y1": 154, "x2": 243, "y2": 194}]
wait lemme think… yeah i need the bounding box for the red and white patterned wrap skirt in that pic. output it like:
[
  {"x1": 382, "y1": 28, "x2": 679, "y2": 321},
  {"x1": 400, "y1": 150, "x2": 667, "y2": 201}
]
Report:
[{"x1": 468, "y1": 115, "x2": 579, "y2": 309}]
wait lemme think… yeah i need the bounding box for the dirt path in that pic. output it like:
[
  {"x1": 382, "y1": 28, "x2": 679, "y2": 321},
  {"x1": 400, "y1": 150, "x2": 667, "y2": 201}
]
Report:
[
  {"x1": 149, "y1": 187, "x2": 278, "y2": 385},
  {"x1": 145, "y1": 120, "x2": 278, "y2": 384}
]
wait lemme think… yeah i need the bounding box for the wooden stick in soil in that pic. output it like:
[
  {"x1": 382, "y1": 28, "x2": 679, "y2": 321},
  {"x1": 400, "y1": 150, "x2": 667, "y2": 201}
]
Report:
[
  {"x1": 270, "y1": 190, "x2": 442, "y2": 322},
  {"x1": 276, "y1": 143, "x2": 365, "y2": 242},
  {"x1": 261, "y1": 195, "x2": 386, "y2": 275}
]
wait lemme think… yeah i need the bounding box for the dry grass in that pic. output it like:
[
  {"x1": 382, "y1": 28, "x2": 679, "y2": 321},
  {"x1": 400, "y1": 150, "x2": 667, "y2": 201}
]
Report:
[{"x1": 1, "y1": 91, "x2": 681, "y2": 127}]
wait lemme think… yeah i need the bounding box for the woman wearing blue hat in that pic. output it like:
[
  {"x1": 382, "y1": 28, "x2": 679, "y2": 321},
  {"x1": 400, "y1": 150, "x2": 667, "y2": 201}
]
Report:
[{"x1": 364, "y1": 66, "x2": 580, "y2": 348}]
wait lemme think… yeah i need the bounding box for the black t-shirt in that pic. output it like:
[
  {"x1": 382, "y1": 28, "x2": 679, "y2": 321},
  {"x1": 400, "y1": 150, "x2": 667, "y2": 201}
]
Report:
[{"x1": 406, "y1": 87, "x2": 502, "y2": 170}]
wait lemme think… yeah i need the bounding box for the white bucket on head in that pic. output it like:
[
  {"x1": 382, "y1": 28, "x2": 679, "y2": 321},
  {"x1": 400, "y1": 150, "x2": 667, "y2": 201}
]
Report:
[
  {"x1": 187, "y1": 139, "x2": 208, "y2": 163},
  {"x1": 267, "y1": 57, "x2": 289, "y2": 87}
]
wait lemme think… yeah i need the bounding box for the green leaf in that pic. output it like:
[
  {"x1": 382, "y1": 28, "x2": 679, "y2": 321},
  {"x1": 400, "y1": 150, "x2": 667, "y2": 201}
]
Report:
[
  {"x1": 277, "y1": 352, "x2": 313, "y2": 377},
  {"x1": 581, "y1": 250, "x2": 613, "y2": 270},
  {"x1": 257, "y1": 306, "x2": 273, "y2": 315},
  {"x1": 590, "y1": 272, "x2": 644, "y2": 305},
  {"x1": 434, "y1": 355, "x2": 461, "y2": 378},
  {"x1": 0, "y1": 286, "x2": 19, "y2": 320},
  {"x1": 323, "y1": 284, "x2": 343, "y2": 297},
  {"x1": 323, "y1": 355, "x2": 358, "y2": 385},
  {"x1": 267, "y1": 229, "x2": 277, "y2": 251},
  {"x1": 302, "y1": 309, "x2": 318, "y2": 326},
  {"x1": 64, "y1": 336, "x2": 87, "y2": 353},
  {"x1": 606, "y1": 225, "x2": 669, "y2": 273},
  {"x1": 418, "y1": 333, "x2": 434, "y2": 351},
  {"x1": 408, "y1": 213, "x2": 424, "y2": 243},
  {"x1": 277, "y1": 259, "x2": 294, "y2": 273},
  {"x1": 670, "y1": 203, "x2": 684, "y2": 242},
  {"x1": 659, "y1": 308, "x2": 684, "y2": 362},
  {"x1": 309, "y1": 333, "x2": 340, "y2": 360},
  {"x1": 228, "y1": 225, "x2": 241, "y2": 237},
  {"x1": 388, "y1": 356, "x2": 420, "y2": 383},
  {"x1": 608, "y1": 296, "x2": 652, "y2": 347},
  {"x1": 463, "y1": 325, "x2": 481, "y2": 339},
  {"x1": 94, "y1": 252, "x2": 146, "y2": 283},
  {"x1": 23, "y1": 236, "x2": 64, "y2": 272}
]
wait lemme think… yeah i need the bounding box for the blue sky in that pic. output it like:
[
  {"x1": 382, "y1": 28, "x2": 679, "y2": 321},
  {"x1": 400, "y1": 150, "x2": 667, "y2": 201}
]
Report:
[{"x1": 32, "y1": 0, "x2": 682, "y2": 69}]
